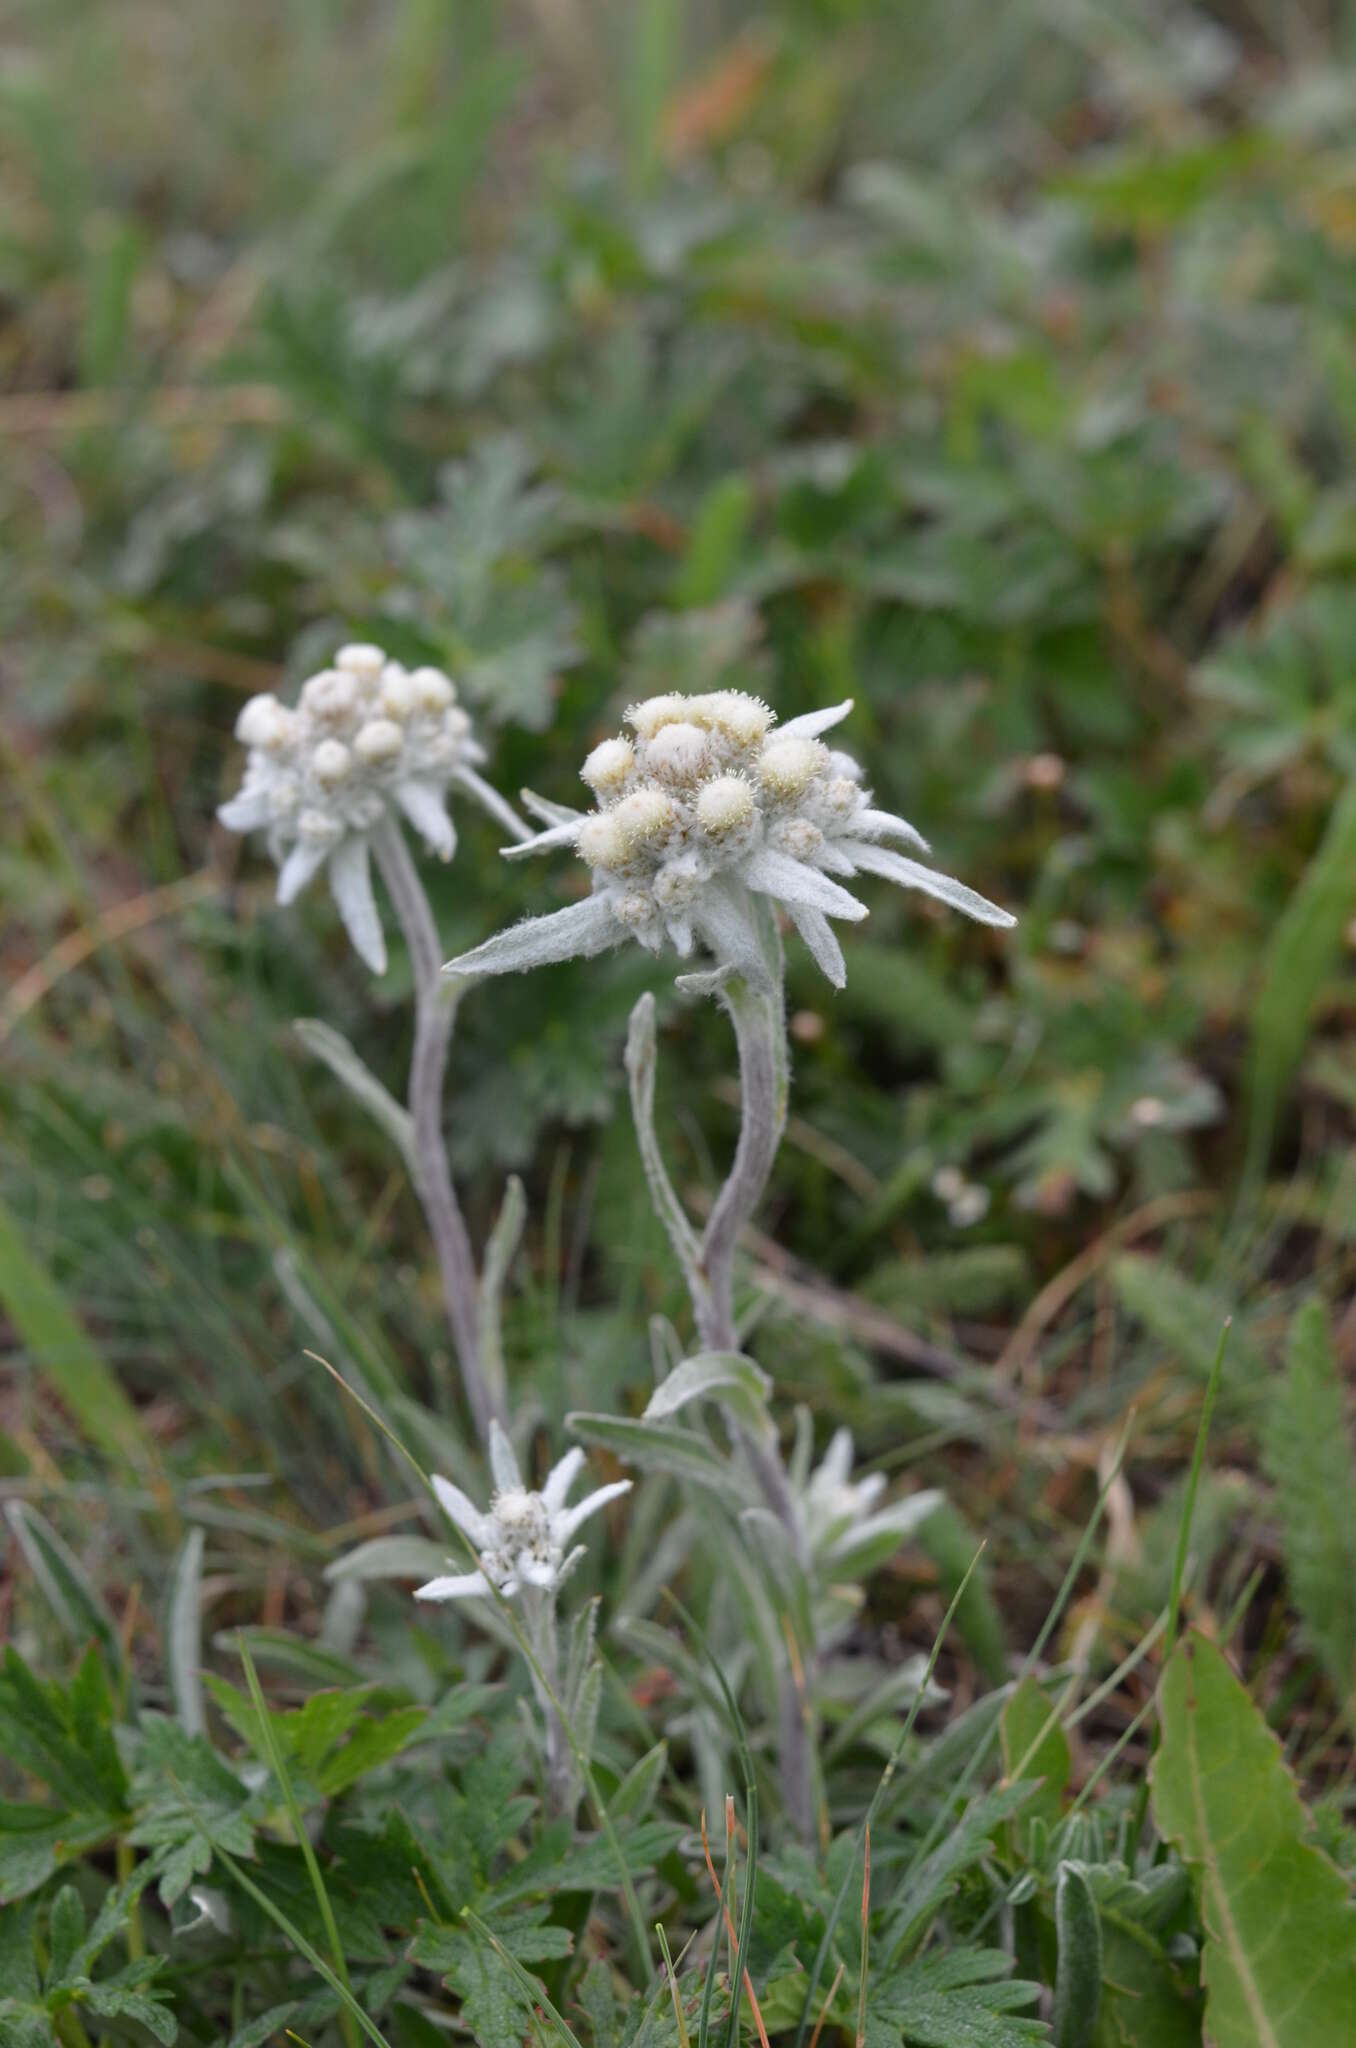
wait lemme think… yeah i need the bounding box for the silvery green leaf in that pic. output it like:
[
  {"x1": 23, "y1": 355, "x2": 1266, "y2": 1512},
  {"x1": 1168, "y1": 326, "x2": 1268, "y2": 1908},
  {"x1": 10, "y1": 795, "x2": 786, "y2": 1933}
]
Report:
[
  {"x1": 166, "y1": 1527, "x2": 206, "y2": 1737},
  {"x1": 566, "y1": 1412, "x2": 746, "y2": 1506},
  {"x1": 293, "y1": 1018, "x2": 416, "y2": 1174},
  {"x1": 643, "y1": 1350, "x2": 771, "y2": 1429},
  {"x1": 324, "y1": 1535, "x2": 451, "y2": 1583}
]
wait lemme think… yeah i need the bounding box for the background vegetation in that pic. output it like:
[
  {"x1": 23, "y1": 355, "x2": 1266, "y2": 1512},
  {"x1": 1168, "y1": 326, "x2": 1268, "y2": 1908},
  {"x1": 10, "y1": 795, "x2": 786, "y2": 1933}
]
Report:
[{"x1": 5, "y1": 1, "x2": 1356, "y2": 2042}]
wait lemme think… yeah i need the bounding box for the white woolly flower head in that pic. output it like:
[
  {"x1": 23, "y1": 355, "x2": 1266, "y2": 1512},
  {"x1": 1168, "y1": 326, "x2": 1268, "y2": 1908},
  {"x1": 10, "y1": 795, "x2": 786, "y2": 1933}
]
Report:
[
  {"x1": 444, "y1": 688, "x2": 1015, "y2": 991},
  {"x1": 414, "y1": 1423, "x2": 631, "y2": 1603},
  {"x1": 218, "y1": 644, "x2": 524, "y2": 974},
  {"x1": 794, "y1": 1426, "x2": 943, "y2": 1582}
]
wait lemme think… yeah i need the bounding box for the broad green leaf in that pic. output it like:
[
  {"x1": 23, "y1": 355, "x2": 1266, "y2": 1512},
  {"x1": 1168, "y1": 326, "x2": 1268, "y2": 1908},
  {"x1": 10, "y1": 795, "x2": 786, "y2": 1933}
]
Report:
[
  {"x1": 1092, "y1": 1909, "x2": 1201, "y2": 2047},
  {"x1": 1151, "y1": 1631, "x2": 1356, "y2": 2046},
  {"x1": 643, "y1": 1350, "x2": 771, "y2": 1427},
  {"x1": 0, "y1": 1197, "x2": 156, "y2": 1474},
  {"x1": 1001, "y1": 1677, "x2": 1072, "y2": 1835},
  {"x1": 1264, "y1": 1301, "x2": 1356, "y2": 1712}
]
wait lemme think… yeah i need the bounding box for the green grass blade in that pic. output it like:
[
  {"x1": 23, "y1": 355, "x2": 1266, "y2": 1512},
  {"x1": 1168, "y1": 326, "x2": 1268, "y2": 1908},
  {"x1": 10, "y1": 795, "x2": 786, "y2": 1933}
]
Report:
[{"x1": 0, "y1": 1195, "x2": 157, "y2": 1475}]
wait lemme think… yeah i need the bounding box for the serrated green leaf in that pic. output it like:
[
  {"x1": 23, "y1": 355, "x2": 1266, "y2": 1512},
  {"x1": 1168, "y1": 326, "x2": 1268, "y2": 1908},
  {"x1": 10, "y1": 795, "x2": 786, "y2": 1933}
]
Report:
[
  {"x1": 866, "y1": 1946, "x2": 1048, "y2": 2046},
  {"x1": 1151, "y1": 1631, "x2": 1356, "y2": 2047}
]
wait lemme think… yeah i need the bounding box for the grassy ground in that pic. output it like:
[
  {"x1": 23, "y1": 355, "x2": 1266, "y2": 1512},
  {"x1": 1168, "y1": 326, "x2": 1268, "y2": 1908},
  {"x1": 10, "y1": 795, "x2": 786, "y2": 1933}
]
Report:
[{"x1": 5, "y1": 1, "x2": 1356, "y2": 2042}]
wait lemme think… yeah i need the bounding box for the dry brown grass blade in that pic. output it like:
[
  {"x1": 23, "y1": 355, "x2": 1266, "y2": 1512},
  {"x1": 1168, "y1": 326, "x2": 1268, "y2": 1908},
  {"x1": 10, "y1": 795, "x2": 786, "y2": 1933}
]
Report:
[{"x1": 699, "y1": 1808, "x2": 771, "y2": 2048}]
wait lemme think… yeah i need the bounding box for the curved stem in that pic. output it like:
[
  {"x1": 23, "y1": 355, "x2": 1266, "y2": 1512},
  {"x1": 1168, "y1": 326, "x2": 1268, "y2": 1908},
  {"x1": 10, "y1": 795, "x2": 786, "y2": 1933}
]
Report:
[
  {"x1": 696, "y1": 973, "x2": 789, "y2": 1353},
  {"x1": 371, "y1": 819, "x2": 501, "y2": 1442}
]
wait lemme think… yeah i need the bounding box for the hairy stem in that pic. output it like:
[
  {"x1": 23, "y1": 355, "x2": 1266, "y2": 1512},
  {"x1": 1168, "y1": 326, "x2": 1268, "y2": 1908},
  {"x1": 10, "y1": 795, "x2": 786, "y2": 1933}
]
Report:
[
  {"x1": 696, "y1": 972, "x2": 789, "y2": 1354},
  {"x1": 524, "y1": 1589, "x2": 574, "y2": 1818},
  {"x1": 372, "y1": 819, "x2": 501, "y2": 1442},
  {"x1": 690, "y1": 917, "x2": 815, "y2": 1836}
]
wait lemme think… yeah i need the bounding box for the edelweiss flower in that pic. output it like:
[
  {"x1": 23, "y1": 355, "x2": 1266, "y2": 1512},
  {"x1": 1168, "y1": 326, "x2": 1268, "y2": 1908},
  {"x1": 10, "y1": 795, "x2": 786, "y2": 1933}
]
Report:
[
  {"x1": 442, "y1": 690, "x2": 1013, "y2": 990},
  {"x1": 219, "y1": 643, "x2": 523, "y2": 974},
  {"x1": 794, "y1": 1426, "x2": 941, "y2": 1578},
  {"x1": 415, "y1": 1423, "x2": 631, "y2": 1603}
]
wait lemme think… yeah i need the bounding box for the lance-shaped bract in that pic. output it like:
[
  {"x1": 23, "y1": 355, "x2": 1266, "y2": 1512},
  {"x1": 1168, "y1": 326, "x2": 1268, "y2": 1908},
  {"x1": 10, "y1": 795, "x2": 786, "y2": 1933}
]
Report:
[
  {"x1": 416, "y1": 1423, "x2": 631, "y2": 1602},
  {"x1": 219, "y1": 642, "x2": 524, "y2": 973},
  {"x1": 442, "y1": 690, "x2": 1014, "y2": 989}
]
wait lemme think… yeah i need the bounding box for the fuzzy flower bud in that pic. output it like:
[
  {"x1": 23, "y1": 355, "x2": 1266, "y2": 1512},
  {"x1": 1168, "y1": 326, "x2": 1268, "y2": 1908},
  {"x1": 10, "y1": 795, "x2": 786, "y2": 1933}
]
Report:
[
  {"x1": 410, "y1": 667, "x2": 455, "y2": 713},
  {"x1": 311, "y1": 739, "x2": 353, "y2": 787},
  {"x1": 647, "y1": 721, "x2": 711, "y2": 785},
  {"x1": 236, "y1": 694, "x2": 292, "y2": 750},
  {"x1": 335, "y1": 643, "x2": 386, "y2": 684},
  {"x1": 696, "y1": 775, "x2": 756, "y2": 839},
  {"x1": 612, "y1": 787, "x2": 679, "y2": 855},
  {"x1": 581, "y1": 737, "x2": 635, "y2": 796},
  {"x1": 353, "y1": 718, "x2": 404, "y2": 765},
  {"x1": 626, "y1": 694, "x2": 690, "y2": 739},
  {"x1": 576, "y1": 811, "x2": 628, "y2": 871},
  {"x1": 301, "y1": 670, "x2": 360, "y2": 724},
  {"x1": 378, "y1": 669, "x2": 419, "y2": 721},
  {"x1": 759, "y1": 736, "x2": 827, "y2": 801}
]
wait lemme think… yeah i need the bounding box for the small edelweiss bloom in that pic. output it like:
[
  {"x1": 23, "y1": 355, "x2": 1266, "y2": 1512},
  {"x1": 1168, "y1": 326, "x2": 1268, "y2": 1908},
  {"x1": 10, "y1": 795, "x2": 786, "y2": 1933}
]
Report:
[
  {"x1": 218, "y1": 644, "x2": 524, "y2": 974},
  {"x1": 442, "y1": 691, "x2": 1014, "y2": 991},
  {"x1": 796, "y1": 1426, "x2": 941, "y2": 1574},
  {"x1": 414, "y1": 1422, "x2": 631, "y2": 1603}
]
